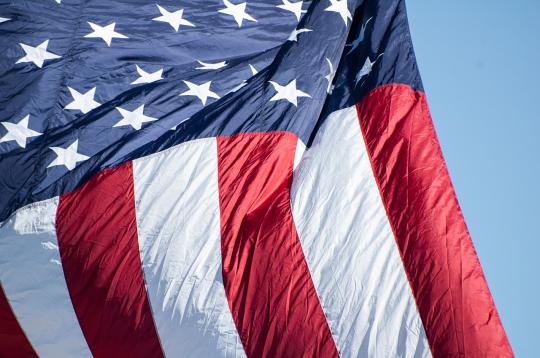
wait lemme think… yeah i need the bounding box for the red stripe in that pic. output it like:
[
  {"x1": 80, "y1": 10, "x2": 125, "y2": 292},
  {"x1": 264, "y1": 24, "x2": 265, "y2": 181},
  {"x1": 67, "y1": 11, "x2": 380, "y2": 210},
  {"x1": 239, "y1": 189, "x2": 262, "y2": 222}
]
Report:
[
  {"x1": 356, "y1": 84, "x2": 513, "y2": 357},
  {"x1": 56, "y1": 162, "x2": 164, "y2": 358},
  {"x1": 0, "y1": 285, "x2": 37, "y2": 358},
  {"x1": 217, "y1": 132, "x2": 339, "y2": 358}
]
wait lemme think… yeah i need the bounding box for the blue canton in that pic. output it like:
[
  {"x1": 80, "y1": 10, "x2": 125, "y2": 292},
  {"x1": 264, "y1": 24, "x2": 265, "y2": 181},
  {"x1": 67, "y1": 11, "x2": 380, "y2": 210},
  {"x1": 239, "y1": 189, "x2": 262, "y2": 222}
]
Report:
[{"x1": 0, "y1": 0, "x2": 422, "y2": 221}]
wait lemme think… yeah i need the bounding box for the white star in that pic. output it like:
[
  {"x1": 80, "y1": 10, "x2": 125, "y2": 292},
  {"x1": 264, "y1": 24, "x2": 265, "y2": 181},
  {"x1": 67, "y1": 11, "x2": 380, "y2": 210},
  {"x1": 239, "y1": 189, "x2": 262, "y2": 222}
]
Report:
[
  {"x1": 196, "y1": 60, "x2": 227, "y2": 70},
  {"x1": 276, "y1": 0, "x2": 305, "y2": 21},
  {"x1": 346, "y1": 16, "x2": 372, "y2": 55},
  {"x1": 218, "y1": 0, "x2": 257, "y2": 27},
  {"x1": 269, "y1": 79, "x2": 311, "y2": 107},
  {"x1": 325, "y1": 0, "x2": 352, "y2": 25},
  {"x1": 249, "y1": 64, "x2": 258, "y2": 75},
  {"x1": 230, "y1": 82, "x2": 247, "y2": 93},
  {"x1": 16, "y1": 40, "x2": 60, "y2": 68},
  {"x1": 229, "y1": 64, "x2": 259, "y2": 93},
  {"x1": 355, "y1": 53, "x2": 383, "y2": 85},
  {"x1": 180, "y1": 81, "x2": 220, "y2": 105},
  {"x1": 48, "y1": 140, "x2": 89, "y2": 171},
  {"x1": 0, "y1": 115, "x2": 42, "y2": 149},
  {"x1": 288, "y1": 27, "x2": 312, "y2": 41},
  {"x1": 356, "y1": 57, "x2": 374, "y2": 84},
  {"x1": 84, "y1": 22, "x2": 128, "y2": 46},
  {"x1": 324, "y1": 58, "x2": 336, "y2": 94},
  {"x1": 153, "y1": 5, "x2": 195, "y2": 32},
  {"x1": 0, "y1": 17, "x2": 10, "y2": 23},
  {"x1": 114, "y1": 104, "x2": 157, "y2": 130},
  {"x1": 131, "y1": 65, "x2": 163, "y2": 85},
  {"x1": 64, "y1": 87, "x2": 101, "y2": 114}
]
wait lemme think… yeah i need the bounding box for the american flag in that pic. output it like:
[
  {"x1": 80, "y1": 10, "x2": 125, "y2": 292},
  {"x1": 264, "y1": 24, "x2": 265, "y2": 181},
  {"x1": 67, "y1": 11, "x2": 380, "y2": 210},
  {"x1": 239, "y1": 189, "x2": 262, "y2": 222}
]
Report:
[{"x1": 0, "y1": 0, "x2": 512, "y2": 357}]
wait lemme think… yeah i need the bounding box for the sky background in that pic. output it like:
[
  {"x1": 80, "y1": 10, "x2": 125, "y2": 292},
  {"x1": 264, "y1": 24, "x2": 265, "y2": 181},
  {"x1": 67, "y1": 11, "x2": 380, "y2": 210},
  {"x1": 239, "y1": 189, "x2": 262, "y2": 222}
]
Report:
[{"x1": 406, "y1": 1, "x2": 539, "y2": 356}]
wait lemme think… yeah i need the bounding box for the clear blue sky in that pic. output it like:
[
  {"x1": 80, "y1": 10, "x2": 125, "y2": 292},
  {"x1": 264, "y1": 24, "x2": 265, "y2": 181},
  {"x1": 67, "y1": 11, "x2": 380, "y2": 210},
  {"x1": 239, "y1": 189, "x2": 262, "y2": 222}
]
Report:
[{"x1": 406, "y1": 1, "x2": 539, "y2": 356}]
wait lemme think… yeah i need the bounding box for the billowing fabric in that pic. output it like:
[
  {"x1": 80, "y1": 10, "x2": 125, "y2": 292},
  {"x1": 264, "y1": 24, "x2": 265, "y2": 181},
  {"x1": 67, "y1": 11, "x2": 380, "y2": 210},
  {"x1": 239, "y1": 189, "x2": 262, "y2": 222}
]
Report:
[{"x1": 0, "y1": 0, "x2": 512, "y2": 357}]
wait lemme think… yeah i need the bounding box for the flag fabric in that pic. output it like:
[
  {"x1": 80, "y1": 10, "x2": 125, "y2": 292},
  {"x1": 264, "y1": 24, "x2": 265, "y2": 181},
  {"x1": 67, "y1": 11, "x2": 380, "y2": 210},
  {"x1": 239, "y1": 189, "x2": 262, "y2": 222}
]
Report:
[{"x1": 0, "y1": 0, "x2": 513, "y2": 357}]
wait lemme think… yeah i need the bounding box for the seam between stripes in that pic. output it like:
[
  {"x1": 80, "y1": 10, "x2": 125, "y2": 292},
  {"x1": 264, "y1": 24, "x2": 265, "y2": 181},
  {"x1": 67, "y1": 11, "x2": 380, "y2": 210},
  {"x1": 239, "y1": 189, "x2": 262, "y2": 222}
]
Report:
[
  {"x1": 127, "y1": 161, "x2": 166, "y2": 358},
  {"x1": 214, "y1": 137, "x2": 247, "y2": 357},
  {"x1": 355, "y1": 85, "x2": 505, "y2": 355},
  {"x1": 354, "y1": 99, "x2": 435, "y2": 358},
  {"x1": 212, "y1": 137, "x2": 249, "y2": 358},
  {"x1": 216, "y1": 131, "x2": 339, "y2": 357},
  {"x1": 287, "y1": 136, "x2": 342, "y2": 358}
]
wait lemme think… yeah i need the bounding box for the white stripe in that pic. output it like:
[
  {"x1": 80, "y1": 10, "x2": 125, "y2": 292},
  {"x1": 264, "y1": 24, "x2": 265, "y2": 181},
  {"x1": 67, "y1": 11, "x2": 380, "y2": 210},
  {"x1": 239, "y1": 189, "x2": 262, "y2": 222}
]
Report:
[
  {"x1": 290, "y1": 106, "x2": 432, "y2": 358},
  {"x1": 0, "y1": 198, "x2": 91, "y2": 357},
  {"x1": 133, "y1": 138, "x2": 246, "y2": 358},
  {"x1": 293, "y1": 138, "x2": 306, "y2": 170}
]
